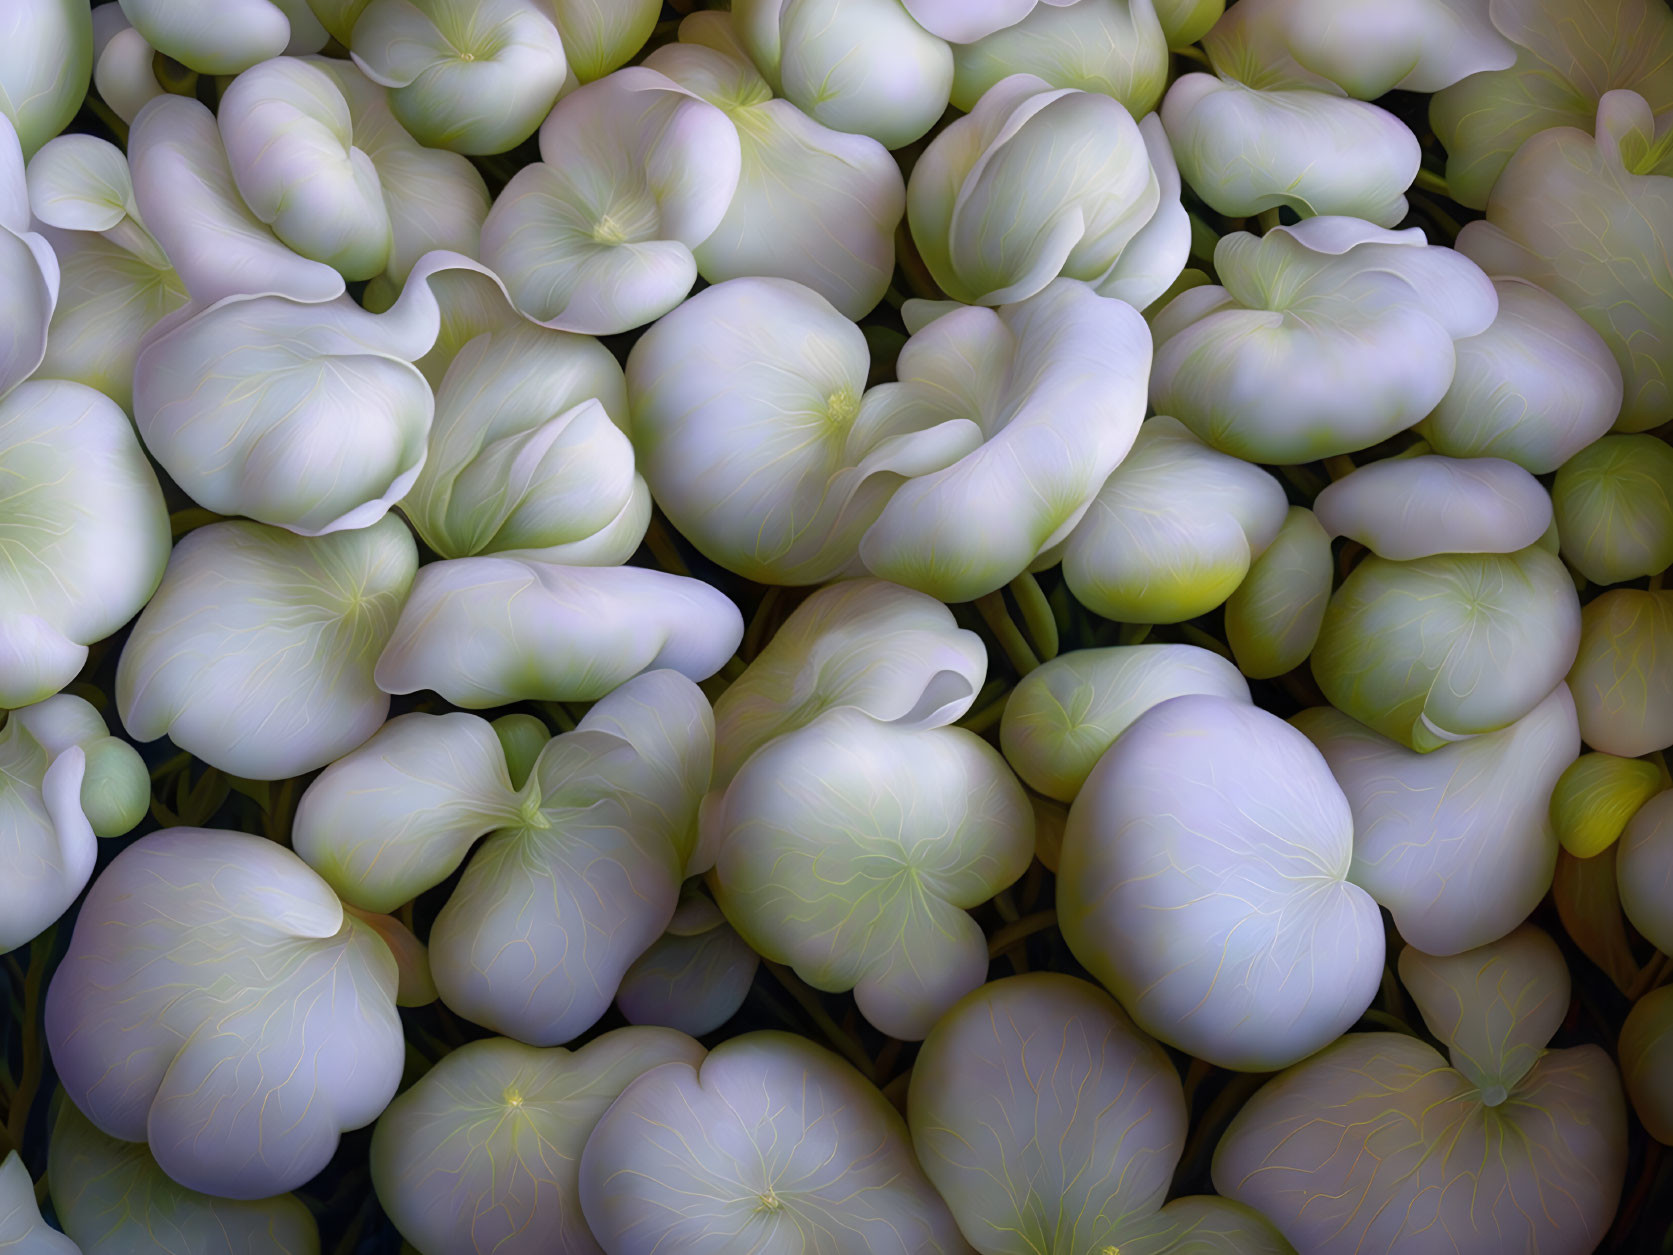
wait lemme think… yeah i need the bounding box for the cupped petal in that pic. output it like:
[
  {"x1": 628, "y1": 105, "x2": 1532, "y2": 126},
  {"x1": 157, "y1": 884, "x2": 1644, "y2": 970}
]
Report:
[
  {"x1": 49, "y1": 1099, "x2": 320, "y2": 1255},
  {"x1": 1059, "y1": 693, "x2": 1384, "y2": 1072},
  {"x1": 218, "y1": 56, "x2": 392, "y2": 280},
  {"x1": 552, "y1": 0, "x2": 660, "y2": 81},
  {"x1": 712, "y1": 711, "x2": 1033, "y2": 1039},
  {"x1": 1296, "y1": 686, "x2": 1578, "y2": 956},
  {"x1": 349, "y1": 0, "x2": 567, "y2": 154},
  {"x1": 115, "y1": 518, "x2": 416, "y2": 780},
  {"x1": 478, "y1": 67, "x2": 742, "y2": 334},
  {"x1": 949, "y1": 0, "x2": 1169, "y2": 117},
  {"x1": 0, "y1": 114, "x2": 58, "y2": 405},
  {"x1": 1152, "y1": 222, "x2": 1496, "y2": 464},
  {"x1": 909, "y1": 76, "x2": 1160, "y2": 305},
  {"x1": 1061, "y1": 416, "x2": 1288, "y2": 623},
  {"x1": 648, "y1": 31, "x2": 905, "y2": 320},
  {"x1": 1420, "y1": 277, "x2": 1623, "y2": 473},
  {"x1": 1567, "y1": 589, "x2": 1673, "y2": 758},
  {"x1": 1161, "y1": 74, "x2": 1419, "y2": 227},
  {"x1": 46, "y1": 828, "x2": 404, "y2": 1200},
  {"x1": 402, "y1": 320, "x2": 635, "y2": 559},
  {"x1": 859, "y1": 281, "x2": 1153, "y2": 602},
  {"x1": 1314, "y1": 454, "x2": 1552, "y2": 560},
  {"x1": 91, "y1": 6, "x2": 165, "y2": 124},
  {"x1": 908, "y1": 973, "x2": 1187, "y2": 1255},
  {"x1": 1457, "y1": 90, "x2": 1673, "y2": 432},
  {"x1": 711, "y1": 578, "x2": 987, "y2": 789},
  {"x1": 1552, "y1": 434, "x2": 1673, "y2": 586},
  {"x1": 128, "y1": 95, "x2": 345, "y2": 305},
  {"x1": 1617, "y1": 788, "x2": 1673, "y2": 955},
  {"x1": 626, "y1": 277, "x2": 901, "y2": 584},
  {"x1": 616, "y1": 895, "x2": 759, "y2": 1037},
  {"x1": 375, "y1": 555, "x2": 743, "y2": 708},
  {"x1": 0, "y1": 380, "x2": 169, "y2": 710},
  {"x1": 578, "y1": 1032, "x2": 969, "y2": 1254},
  {"x1": 131, "y1": 256, "x2": 488, "y2": 534},
  {"x1": 1000, "y1": 643, "x2": 1250, "y2": 802},
  {"x1": 370, "y1": 1030, "x2": 704, "y2": 1255},
  {"x1": 1311, "y1": 545, "x2": 1581, "y2": 750},
  {"x1": 1549, "y1": 752, "x2": 1664, "y2": 859},
  {"x1": 1431, "y1": 0, "x2": 1673, "y2": 209},
  {"x1": 734, "y1": 0, "x2": 954, "y2": 149}
]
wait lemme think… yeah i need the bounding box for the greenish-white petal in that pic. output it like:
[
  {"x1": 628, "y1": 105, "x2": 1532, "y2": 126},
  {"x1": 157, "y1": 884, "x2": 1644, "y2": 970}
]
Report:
[
  {"x1": 1225, "y1": 506, "x2": 1333, "y2": 680},
  {"x1": 1567, "y1": 589, "x2": 1673, "y2": 758},
  {"x1": 115, "y1": 518, "x2": 416, "y2": 780}
]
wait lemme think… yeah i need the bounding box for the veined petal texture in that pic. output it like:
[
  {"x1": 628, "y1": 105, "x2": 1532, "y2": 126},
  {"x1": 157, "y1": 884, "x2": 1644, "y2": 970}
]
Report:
[
  {"x1": 1151, "y1": 218, "x2": 1497, "y2": 464},
  {"x1": 115, "y1": 517, "x2": 416, "y2": 781},
  {"x1": 1000, "y1": 643, "x2": 1251, "y2": 802},
  {"x1": 647, "y1": 14, "x2": 904, "y2": 320},
  {"x1": 1311, "y1": 543, "x2": 1580, "y2": 750},
  {"x1": 45, "y1": 828, "x2": 405, "y2": 1200},
  {"x1": 1296, "y1": 686, "x2": 1579, "y2": 956},
  {"x1": 1059, "y1": 693, "x2": 1384, "y2": 1071},
  {"x1": 907, "y1": 973, "x2": 1187, "y2": 1255},
  {"x1": 0, "y1": 379, "x2": 169, "y2": 710},
  {"x1": 1458, "y1": 90, "x2": 1673, "y2": 433},
  {"x1": 479, "y1": 67, "x2": 741, "y2": 335},
  {"x1": 132, "y1": 252, "x2": 490, "y2": 535},
  {"x1": 0, "y1": 0, "x2": 93, "y2": 157},
  {"x1": 711, "y1": 578, "x2": 987, "y2": 790},
  {"x1": 859, "y1": 280, "x2": 1153, "y2": 602},
  {"x1": 711, "y1": 710, "x2": 1033, "y2": 1039},
  {"x1": 578, "y1": 1032, "x2": 970, "y2": 1254},
  {"x1": 49, "y1": 1099, "x2": 320, "y2": 1255},
  {"x1": 0, "y1": 113, "x2": 59, "y2": 405},
  {"x1": 349, "y1": 0, "x2": 566, "y2": 155},
  {"x1": 370, "y1": 1029, "x2": 704, "y2": 1255},
  {"x1": 0, "y1": 694, "x2": 148, "y2": 954}
]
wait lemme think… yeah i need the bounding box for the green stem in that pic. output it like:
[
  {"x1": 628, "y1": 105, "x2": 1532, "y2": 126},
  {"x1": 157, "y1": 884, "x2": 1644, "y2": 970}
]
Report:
[
  {"x1": 642, "y1": 515, "x2": 690, "y2": 577},
  {"x1": 1256, "y1": 208, "x2": 1282, "y2": 233},
  {"x1": 987, "y1": 910, "x2": 1057, "y2": 958},
  {"x1": 1628, "y1": 951, "x2": 1670, "y2": 1002},
  {"x1": 1172, "y1": 44, "x2": 1211, "y2": 65},
  {"x1": 5, "y1": 929, "x2": 53, "y2": 1152},
  {"x1": 84, "y1": 95, "x2": 129, "y2": 145},
  {"x1": 762, "y1": 962, "x2": 876, "y2": 1081},
  {"x1": 1324, "y1": 454, "x2": 1357, "y2": 481},
  {"x1": 1178, "y1": 623, "x2": 1233, "y2": 661},
  {"x1": 1009, "y1": 572, "x2": 1059, "y2": 661},
  {"x1": 1117, "y1": 622, "x2": 1152, "y2": 647},
  {"x1": 1413, "y1": 167, "x2": 1452, "y2": 197},
  {"x1": 975, "y1": 592, "x2": 1041, "y2": 676},
  {"x1": 742, "y1": 586, "x2": 784, "y2": 662}
]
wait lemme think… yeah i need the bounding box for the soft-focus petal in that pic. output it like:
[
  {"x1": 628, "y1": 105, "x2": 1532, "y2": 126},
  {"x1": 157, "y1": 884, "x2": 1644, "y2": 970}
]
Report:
[
  {"x1": 1567, "y1": 589, "x2": 1673, "y2": 757},
  {"x1": 949, "y1": 0, "x2": 1169, "y2": 117},
  {"x1": 1553, "y1": 434, "x2": 1673, "y2": 585},
  {"x1": 0, "y1": 0, "x2": 93, "y2": 157},
  {"x1": 1620, "y1": 985, "x2": 1673, "y2": 1144},
  {"x1": 1225, "y1": 506, "x2": 1333, "y2": 680},
  {"x1": 1314, "y1": 454, "x2": 1552, "y2": 560},
  {"x1": 1617, "y1": 788, "x2": 1673, "y2": 955}
]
